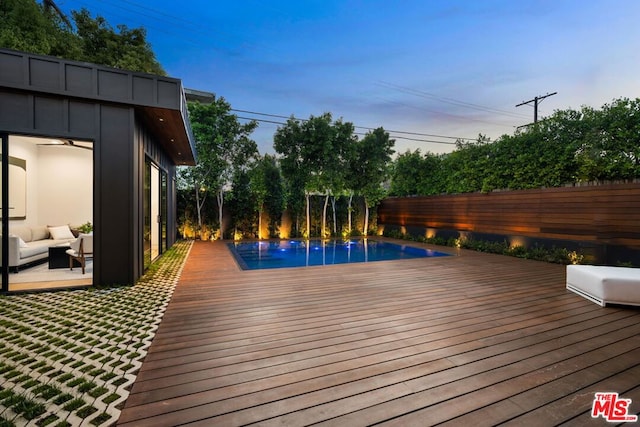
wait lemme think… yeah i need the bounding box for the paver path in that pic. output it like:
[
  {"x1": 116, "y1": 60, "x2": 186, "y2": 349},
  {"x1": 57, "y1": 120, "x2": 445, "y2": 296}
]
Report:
[{"x1": 0, "y1": 241, "x2": 191, "y2": 427}]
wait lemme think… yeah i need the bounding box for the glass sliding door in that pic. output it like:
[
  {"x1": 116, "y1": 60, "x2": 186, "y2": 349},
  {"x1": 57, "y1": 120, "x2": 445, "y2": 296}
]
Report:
[
  {"x1": 144, "y1": 159, "x2": 162, "y2": 270},
  {"x1": 161, "y1": 171, "x2": 167, "y2": 254},
  {"x1": 150, "y1": 164, "x2": 160, "y2": 261},
  {"x1": 144, "y1": 161, "x2": 151, "y2": 269},
  {"x1": 1, "y1": 132, "x2": 8, "y2": 293}
]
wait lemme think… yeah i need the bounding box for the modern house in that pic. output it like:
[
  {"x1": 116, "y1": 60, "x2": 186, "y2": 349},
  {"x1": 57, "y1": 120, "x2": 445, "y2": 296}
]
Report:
[{"x1": 0, "y1": 48, "x2": 196, "y2": 292}]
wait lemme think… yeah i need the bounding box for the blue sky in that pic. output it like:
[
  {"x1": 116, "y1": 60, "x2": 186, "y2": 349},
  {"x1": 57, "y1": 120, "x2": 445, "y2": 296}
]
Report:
[{"x1": 59, "y1": 0, "x2": 640, "y2": 155}]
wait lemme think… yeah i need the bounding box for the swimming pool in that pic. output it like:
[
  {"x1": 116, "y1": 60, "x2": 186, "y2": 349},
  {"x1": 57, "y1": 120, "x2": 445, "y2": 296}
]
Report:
[{"x1": 228, "y1": 239, "x2": 450, "y2": 270}]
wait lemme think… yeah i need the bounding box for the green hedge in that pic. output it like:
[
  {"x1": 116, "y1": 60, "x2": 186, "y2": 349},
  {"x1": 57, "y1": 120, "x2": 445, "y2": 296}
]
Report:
[{"x1": 383, "y1": 229, "x2": 584, "y2": 265}]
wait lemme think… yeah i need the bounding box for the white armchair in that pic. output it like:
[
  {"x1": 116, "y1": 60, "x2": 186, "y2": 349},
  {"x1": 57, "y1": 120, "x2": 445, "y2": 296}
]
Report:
[{"x1": 66, "y1": 233, "x2": 93, "y2": 274}]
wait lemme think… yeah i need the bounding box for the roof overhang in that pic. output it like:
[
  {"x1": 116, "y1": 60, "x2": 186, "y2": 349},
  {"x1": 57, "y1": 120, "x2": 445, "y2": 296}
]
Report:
[
  {"x1": 136, "y1": 103, "x2": 196, "y2": 166},
  {"x1": 0, "y1": 48, "x2": 197, "y2": 166},
  {"x1": 184, "y1": 88, "x2": 215, "y2": 104}
]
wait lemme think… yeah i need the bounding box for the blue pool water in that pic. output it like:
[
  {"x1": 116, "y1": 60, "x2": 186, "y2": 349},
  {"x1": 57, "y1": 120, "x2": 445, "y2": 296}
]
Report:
[{"x1": 228, "y1": 239, "x2": 450, "y2": 270}]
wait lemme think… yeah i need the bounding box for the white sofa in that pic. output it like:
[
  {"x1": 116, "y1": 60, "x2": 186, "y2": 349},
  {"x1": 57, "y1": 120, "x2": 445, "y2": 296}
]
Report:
[
  {"x1": 2, "y1": 225, "x2": 77, "y2": 272},
  {"x1": 566, "y1": 265, "x2": 640, "y2": 307}
]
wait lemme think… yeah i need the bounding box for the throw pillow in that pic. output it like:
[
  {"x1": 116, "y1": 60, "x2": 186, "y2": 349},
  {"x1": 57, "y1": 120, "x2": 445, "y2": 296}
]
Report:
[
  {"x1": 48, "y1": 225, "x2": 75, "y2": 240},
  {"x1": 31, "y1": 226, "x2": 50, "y2": 241}
]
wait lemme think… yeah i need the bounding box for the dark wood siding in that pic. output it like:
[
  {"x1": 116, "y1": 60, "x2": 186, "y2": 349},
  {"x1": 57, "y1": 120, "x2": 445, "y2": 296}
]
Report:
[
  {"x1": 96, "y1": 105, "x2": 136, "y2": 284},
  {"x1": 0, "y1": 48, "x2": 196, "y2": 165},
  {"x1": 0, "y1": 49, "x2": 194, "y2": 289},
  {"x1": 0, "y1": 48, "x2": 182, "y2": 109},
  {"x1": 378, "y1": 182, "x2": 640, "y2": 264},
  {"x1": 138, "y1": 120, "x2": 178, "y2": 251},
  {"x1": 0, "y1": 89, "x2": 98, "y2": 139}
]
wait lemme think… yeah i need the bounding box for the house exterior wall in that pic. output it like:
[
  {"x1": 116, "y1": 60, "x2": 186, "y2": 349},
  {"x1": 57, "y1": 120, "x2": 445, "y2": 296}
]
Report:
[
  {"x1": 0, "y1": 49, "x2": 194, "y2": 289},
  {"x1": 96, "y1": 104, "x2": 137, "y2": 284},
  {"x1": 137, "y1": 119, "x2": 178, "y2": 264}
]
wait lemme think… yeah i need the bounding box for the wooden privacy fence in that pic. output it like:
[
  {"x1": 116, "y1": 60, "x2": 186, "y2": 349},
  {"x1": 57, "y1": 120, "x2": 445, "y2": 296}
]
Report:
[{"x1": 378, "y1": 182, "x2": 640, "y2": 264}]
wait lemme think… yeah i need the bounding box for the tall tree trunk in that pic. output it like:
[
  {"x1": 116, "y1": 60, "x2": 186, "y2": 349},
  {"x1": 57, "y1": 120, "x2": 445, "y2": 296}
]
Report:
[
  {"x1": 322, "y1": 191, "x2": 329, "y2": 238},
  {"x1": 194, "y1": 186, "x2": 203, "y2": 229},
  {"x1": 305, "y1": 192, "x2": 310, "y2": 238},
  {"x1": 217, "y1": 189, "x2": 224, "y2": 239},
  {"x1": 363, "y1": 198, "x2": 370, "y2": 237},
  {"x1": 347, "y1": 192, "x2": 353, "y2": 236},
  {"x1": 194, "y1": 180, "x2": 207, "y2": 238},
  {"x1": 258, "y1": 206, "x2": 263, "y2": 239},
  {"x1": 331, "y1": 195, "x2": 337, "y2": 236},
  {"x1": 193, "y1": 177, "x2": 206, "y2": 230}
]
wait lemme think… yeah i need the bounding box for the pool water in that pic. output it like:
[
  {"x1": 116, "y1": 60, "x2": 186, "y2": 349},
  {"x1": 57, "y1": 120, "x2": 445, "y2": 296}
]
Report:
[{"x1": 228, "y1": 239, "x2": 450, "y2": 270}]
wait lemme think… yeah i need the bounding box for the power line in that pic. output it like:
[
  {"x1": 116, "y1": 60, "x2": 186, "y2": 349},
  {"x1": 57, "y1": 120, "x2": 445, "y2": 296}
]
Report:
[
  {"x1": 232, "y1": 108, "x2": 475, "y2": 141},
  {"x1": 375, "y1": 96, "x2": 516, "y2": 129},
  {"x1": 62, "y1": 0, "x2": 518, "y2": 143},
  {"x1": 235, "y1": 116, "x2": 459, "y2": 146},
  {"x1": 377, "y1": 81, "x2": 531, "y2": 120},
  {"x1": 187, "y1": 90, "x2": 472, "y2": 145}
]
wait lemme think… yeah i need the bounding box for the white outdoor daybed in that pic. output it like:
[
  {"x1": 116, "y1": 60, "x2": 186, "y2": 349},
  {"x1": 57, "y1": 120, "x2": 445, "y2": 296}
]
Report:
[{"x1": 566, "y1": 265, "x2": 640, "y2": 307}]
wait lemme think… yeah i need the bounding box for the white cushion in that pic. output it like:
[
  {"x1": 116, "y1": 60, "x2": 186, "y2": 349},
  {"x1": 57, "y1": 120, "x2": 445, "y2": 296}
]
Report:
[
  {"x1": 18, "y1": 240, "x2": 52, "y2": 258},
  {"x1": 567, "y1": 265, "x2": 640, "y2": 307},
  {"x1": 31, "y1": 226, "x2": 50, "y2": 241},
  {"x1": 69, "y1": 234, "x2": 93, "y2": 254},
  {"x1": 48, "y1": 225, "x2": 75, "y2": 240}
]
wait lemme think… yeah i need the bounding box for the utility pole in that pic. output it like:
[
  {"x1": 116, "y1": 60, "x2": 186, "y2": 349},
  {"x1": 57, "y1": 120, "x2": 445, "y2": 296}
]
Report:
[{"x1": 516, "y1": 92, "x2": 557, "y2": 124}]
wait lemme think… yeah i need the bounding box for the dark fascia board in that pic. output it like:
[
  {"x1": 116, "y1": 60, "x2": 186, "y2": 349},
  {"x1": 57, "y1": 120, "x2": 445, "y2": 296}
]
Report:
[
  {"x1": 185, "y1": 88, "x2": 215, "y2": 104},
  {"x1": 0, "y1": 48, "x2": 196, "y2": 165}
]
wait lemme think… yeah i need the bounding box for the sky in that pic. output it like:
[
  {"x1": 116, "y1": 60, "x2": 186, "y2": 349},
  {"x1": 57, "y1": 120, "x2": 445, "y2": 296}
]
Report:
[{"x1": 58, "y1": 0, "x2": 640, "y2": 156}]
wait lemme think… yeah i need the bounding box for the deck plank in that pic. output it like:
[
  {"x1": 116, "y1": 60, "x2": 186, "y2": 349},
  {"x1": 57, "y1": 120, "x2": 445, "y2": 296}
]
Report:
[{"x1": 118, "y1": 240, "x2": 640, "y2": 426}]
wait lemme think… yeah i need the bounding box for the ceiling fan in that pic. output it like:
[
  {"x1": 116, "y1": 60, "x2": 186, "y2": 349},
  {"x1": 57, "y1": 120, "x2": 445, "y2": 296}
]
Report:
[{"x1": 37, "y1": 139, "x2": 92, "y2": 150}]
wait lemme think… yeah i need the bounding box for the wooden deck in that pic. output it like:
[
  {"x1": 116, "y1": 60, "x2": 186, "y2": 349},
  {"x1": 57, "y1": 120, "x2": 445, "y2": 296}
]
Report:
[{"x1": 118, "y1": 240, "x2": 640, "y2": 426}]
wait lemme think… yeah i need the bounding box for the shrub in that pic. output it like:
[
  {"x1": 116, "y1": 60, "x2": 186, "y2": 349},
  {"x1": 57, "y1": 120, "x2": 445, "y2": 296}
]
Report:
[{"x1": 382, "y1": 229, "x2": 584, "y2": 264}]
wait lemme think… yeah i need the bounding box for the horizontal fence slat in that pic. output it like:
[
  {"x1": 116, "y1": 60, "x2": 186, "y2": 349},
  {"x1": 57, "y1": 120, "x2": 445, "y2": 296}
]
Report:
[{"x1": 379, "y1": 183, "x2": 640, "y2": 263}]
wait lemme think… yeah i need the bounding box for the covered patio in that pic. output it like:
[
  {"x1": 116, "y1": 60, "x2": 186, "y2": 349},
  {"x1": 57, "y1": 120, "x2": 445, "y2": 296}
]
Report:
[{"x1": 119, "y1": 240, "x2": 640, "y2": 426}]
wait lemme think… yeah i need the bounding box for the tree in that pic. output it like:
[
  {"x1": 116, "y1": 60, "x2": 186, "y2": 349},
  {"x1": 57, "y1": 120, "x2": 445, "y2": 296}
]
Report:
[
  {"x1": 417, "y1": 152, "x2": 445, "y2": 195},
  {"x1": 328, "y1": 119, "x2": 357, "y2": 236},
  {"x1": 348, "y1": 128, "x2": 395, "y2": 236},
  {"x1": 250, "y1": 155, "x2": 285, "y2": 238},
  {"x1": 342, "y1": 134, "x2": 359, "y2": 235},
  {"x1": 274, "y1": 113, "x2": 355, "y2": 238},
  {"x1": 303, "y1": 114, "x2": 338, "y2": 238},
  {"x1": 228, "y1": 169, "x2": 255, "y2": 238},
  {"x1": 573, "y1": 98, "x2": 640, "y2": 181},
  {"x1": 0, "y1": 0, "x2": 76, "y2": 57},
  {"x1": 182, "y1": 98, "x2": 258, "y2": 239},
  {"x1": 0, "y1": 1, "x2": 164, "y2": 75},
  {"x1": 441, "y1": 135, "x2": 492, "y2": 194},
  {"x1": 389, "y1": 150, "x2": 427, "y2": 197},
  {"x1": 72, "y1": 8, "x2": 164, "y2": 75},
  {"x1": 274, "y1": 117, "x2": 308, "y2": 237}
]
